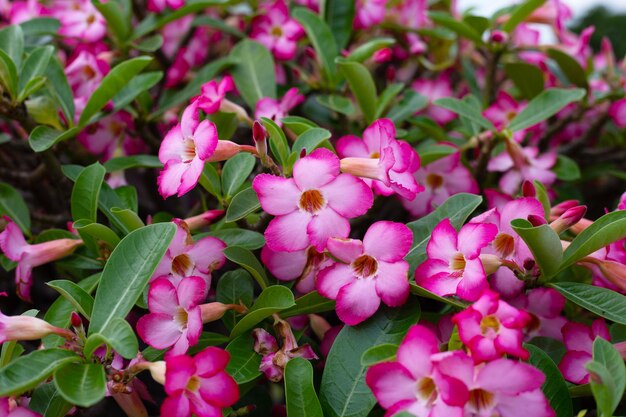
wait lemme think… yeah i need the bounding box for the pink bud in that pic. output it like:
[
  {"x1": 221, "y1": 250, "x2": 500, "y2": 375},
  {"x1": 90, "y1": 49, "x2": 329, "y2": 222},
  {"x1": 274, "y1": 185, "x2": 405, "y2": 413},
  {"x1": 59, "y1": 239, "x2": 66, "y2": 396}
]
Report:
[
  {"x1": 523, "y1": 258, "x2": 536, "y2": 271},
  {"x1": 299, "y1": 148, "x2": 307, "y2": 159},
  {"x1": 527, "y1": 214, "x2": 548, "y2": 227},
  {"x1": 206, "y1": 140, "x2": 242, "y2": 162},
  {"x1": 490, "y1": 30, "x2": 508, "y2": 43},
  {"x1": 550, "y1": 205, "x2": 586, "y2": 234},
  {"x1": 522, "y1": 180, "x2": 536, "y2": 197},
  {"x1": 373, "y1": 48, "x2": 392, "y2": 63},
  {"x1": 253, "y1": 120, "x2": 268, "y2": 158},
  {"x1": 199, "y1": 302, "x2": 246, "y2": 323},
  {"x1": 551, "y1": 200, "x2": 579, "y2": 217},
  {"x1": 183, "y1": 210, "x2": 225, "y2": 231},
  {"x1": 385, "y1": 66, "x2": 396, "y2": 82},
  {"x1": 0, "y1": 311, "x2": 73, "y2": 343},
  {"x1": 70, "y1": 311, "x2": 82, "y2": 328}
]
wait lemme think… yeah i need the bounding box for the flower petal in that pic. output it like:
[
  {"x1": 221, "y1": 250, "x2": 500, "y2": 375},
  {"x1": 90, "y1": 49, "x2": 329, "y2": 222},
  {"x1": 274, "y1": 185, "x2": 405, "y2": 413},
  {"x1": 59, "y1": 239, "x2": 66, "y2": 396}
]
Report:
[
  {"x1": 253, "y1": 174, "x2": 301, "y2": 215},
  {"x1": 336, "y1": 278, "x2": 381, "y2": 325},
  {"x1": 326, "y1": 238, "x2": 363, "y2": 264},
  {"x1": 364, "y1": 221, "x2": 413, "y2": 262},
  {"x1": 292, "y1": 148, "x2": 340, "y2": 190},
  {"x1": 307, "y1": 208, "x2": 350, "y2": 251},
  {"x1": 320, "y1": 173, "x2": 373, "y2": 218},
  {"x1": 375, "y1": 260, "x2": 409, "y2": 307},
  {"x1": 265, "y1": 211, "x2": 311, "y2": 252},
  {"x1": 137, "y1": 313, "x2": 181, "y2": 350},
  {"x1": 316, "y1": 263, "x2": 354, "y2": 300}
]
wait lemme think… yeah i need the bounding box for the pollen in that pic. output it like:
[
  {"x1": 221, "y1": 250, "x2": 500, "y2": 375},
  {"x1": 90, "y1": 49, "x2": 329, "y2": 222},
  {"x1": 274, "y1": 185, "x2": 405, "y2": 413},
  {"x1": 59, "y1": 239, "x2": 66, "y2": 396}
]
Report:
[
  {"x1": 352, "y1": 254, "x2": 378, "y2": 278},
  {"x1": 174, "y1": 307, "x2": 188, "y2": 328},
  {"x1": 299, "y1": 189, "x2": 325, "y2": 214},
  {"x1": 450, "y1": 252, "x2": 466, "y2": 271},
  {"x1": 186, "y1": 376, "x2": 201, "y2": 392},
  {"x1": 416, "y1": 377, "x2": 438, "y2": 403}
]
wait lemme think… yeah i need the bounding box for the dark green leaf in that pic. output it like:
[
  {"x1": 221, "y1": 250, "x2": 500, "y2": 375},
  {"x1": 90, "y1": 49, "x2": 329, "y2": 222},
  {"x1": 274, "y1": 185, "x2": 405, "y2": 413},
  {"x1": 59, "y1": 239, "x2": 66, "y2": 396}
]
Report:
[
  {"x1": 20, "y1": 17, "x2": 60, "y2": 37},
  {"x1": 387, "y1": 90, "x2": 428, "y2": 123},
  {"x1": 230, "y1": 40, "x2": 276, "y2": 109},
  {"x1": 428, "y1": 11, "x2": 483, "y2": 44},
  {"x1": 547, "y1": 48, "x2": 588, "y2": 88},
  {"x1": 553, "y1": 155, "x2": 581, "y2": 181},
  {"x1": 0, "y1": 25, "x2": 24, "y2": 69},
  {"x1": 28, "y1": 126, "x2": 79, "y2": 152},
  {"x1": 223, "y1": 246, "x2": 269, "y2": 290},
  {"x1": 409, "y1": 283, "x2": 468, "y2": 309},
  {"x1": 587, "y1": 338, "x2": 626, "y2": 416},
  {"x1": 291, "y1": 127, "x2": 332, "y2": 157},
  {"x1": 285, "y1": 358, "x2": 324, "y2": 417},
  {"x1": 526, "y1": 344, "x2": 573, "y2": 417},
  {"x1": 71, "y1": 162, "x2": 106, "y2": 222},
  {"x1": 434, "y1": 97, "x2": 495, "y2": 131},
  {"x1": 282, "y1": 291, "x2": 336, "y2": 318},
  {"x1": 262, "y1": 117, "x2": 290, "y2": 168},
  {"x1": 347, "y1": 38, "x2": 395, "y2": 63},
  {"x1": 199, "y1": 163, "x2": 222, "y2": 199},
  {"x1": 294, "y1": 8, "x2": 338, "y2": 86},
  {"x1": 18, "y1": 45, "x2": 53, "y2": 94},
  {"x1": 54, "y1": 363, "x2": 106, "y2": 407},
  {"x1": 84, "y1": 317, "x2": 139, "y2": 360},
  {"x1": 222, "y1": 153, "x2": 257, "y2": 198},
  {"x1": 317, "y1": 95, "x2": 355, "y2": 116},
  {"x1": 0, "y1": 182, "x2": 30, "y2": 234},
  {"x1": 45, "y1": 57, "x2": 74, "y2": 123},
  {"x1": 502, "y1": 0, "x2": 546, "y2": 32},
  {"x1": 113, "y1": 71, "x2": 163, "y2": 111},
  {"x1": 93, "y1": 0, "x2": 130, "y2": 43},
  {"x1": 336, "y1": 58, "x2": 377, "y2": 123},
  {"x1": 30, "y1": 383, "x2": 73, "y2": 417},
  {"x1": 206, "y1": 228, "x2": 265, "y2": 250},
  {"x1": 103, "y1": 155, "x2": 162, "y2": 172},
  {"x1": 230, "y1": 285, "x2": 295, "y2": 338},
  {"x1": 417, "y1": 143, "x2": 457, "y2": 165},
  {"x1": 504, "y1": 62, "x2": 544, "y2": 99},
  {"x1": 225, "y1": 333, "x2": 262, "y2": 384},
  {"x1": 225, "y1": 187, "x2": 261, "y2": 223},
  {"x1": 324, "y1": 0, "x2": 355, "y2": 49},
  {"x1": 550, "y1": 282, "x2": 626, "y2": 325}
]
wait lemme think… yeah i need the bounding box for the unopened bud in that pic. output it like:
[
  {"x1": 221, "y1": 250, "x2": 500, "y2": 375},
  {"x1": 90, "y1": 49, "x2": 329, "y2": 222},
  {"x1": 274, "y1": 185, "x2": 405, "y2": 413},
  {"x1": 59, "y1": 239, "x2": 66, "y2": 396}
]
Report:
[
  {"x1": 0, "y1": 311, "x2": 73, "y2": 343},
  {"x1": 385, "y1": 66, "x2": 396, "y2": 82},
  {"x1": 300, "y1": 148, "x2": 307, "y2": 159},
  {"x1": 183, "y1": 210, "x2": 224, "y2": 231},
  {"x1": 523, "y1": 258, "x2": 536, "y2": 271},
  {"x1": 527, "y1": 214, "x2": 548, "y2": 227},
  {"x1": 70, "y1": 311, "x2": 82, "y2": 328},
  {"x1": 490, "y1": 30, "x2": 508, "y2": 44},
  {"x1": 479, "y1": 254, "x2": 503, "y2": 275},
  {"x1": 550, "y1": 205, "x2": 586, "y2": 234},
  {"x1": 373, "y1": 48, "x2": 392, "y2": 63},
  {"x1": 551, "y1": 200, "x2": 579, "y2": 217},
  {"x1": 253, "y1": 120, "x2": 268, "y2": 158},
  {"x1": 146, "y1": 361, "x2": 165, "y2": 385},
  {"x1": 522, "y1": 180, "x2": 536, "y2": 197},
  {"x1": 305, "y1": 47, "x2": 316, "y2": 59},
  {"x1": 200, "y1": 302, "x2": 246, "y2": 323},
  {"x1": 309, "y1": 314, "x2": 331, "y2": 340}
]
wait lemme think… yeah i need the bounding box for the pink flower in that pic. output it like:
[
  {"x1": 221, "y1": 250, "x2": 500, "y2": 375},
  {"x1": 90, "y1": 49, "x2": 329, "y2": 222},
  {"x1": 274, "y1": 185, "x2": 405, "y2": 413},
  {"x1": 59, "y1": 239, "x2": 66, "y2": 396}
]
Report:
[
  {"x1": 608, "y1": 98, "x2": 626, "y2": 128},
  {"x1": 255, "y1": 88, "x2": 304, "y2": 126},
  {"x1": 54, "y1": 0, "x2": 107, "y2": 43},
  {"x1": 558, "y1": 319, "x2": 610, "y2": 384},
  {"x1": 511, "y1": 288, "x2": 567, "y2": 341},
  {"x1": 483, "y1": 92, "x2": 525, "y2": 131},
  {"x1": 78, "y1": 112, "x2": 144, "y2": 161},
  {"x1": 317, "y1": 221, "x2": 412, "y2": 325},
  {"x1": 252, "y1": 148, "x2": 373, "y2": 252},
  {"x1": 162, "y1": 348, "x2": 239, "y2": 417},
  {"x1": 366, "y1": 325, "x2": 469, "y2": 417},
  {"x1": 402, "y1": 149, "x2": 479, "y2": 217},
  {"x1": 412, "y1": 76, "x2": 456, "y2": 125},
  {"x1": 8, "y1": 0, "x2": 46, "y2": 24},
  {"x1": 0, "y1": 218, "x2": 83, "y2": 301},
  {"x1": 165, "y1": 49, "x2": 192, "y2": 88},
  {"x1": 0, "y1": 398, "x2": 41, "y2": 417},
  {"x1": 415, "y1": 219, "x2": 498, "y2": 301},
  {"x1": 152, "y1": 219, "x2": 226, "y2": 290},
  {"x1": 261, "y1": 245, "x2": 331, "y2": 293},
  {"x1": 354, "y1": 0, "x2": 387, "y2": 30},
  {"x1": 250, "y1": 0, "x2": 304, "y2": 61},
  {"x1": 197, "y1": 76, "x2": 234, "y2": 114},
  {"x1": 0, "y1": 309, "x2": 73, "y2": 343},
  {"x1": 147, "y1": 0, "x2": 184, "y2": 13},
  {"x1": 453, "y1": 290, "x2": 531, "y2": 363},
  {"x1": 65, "y1": 50, "x2": 110, "y2": 100},
  {"x1": 337, "y1": 119, "x2": 423, "y2": 200},
  {"x1": 137, "y1": 277, "x2": 205, "y2": 356}
]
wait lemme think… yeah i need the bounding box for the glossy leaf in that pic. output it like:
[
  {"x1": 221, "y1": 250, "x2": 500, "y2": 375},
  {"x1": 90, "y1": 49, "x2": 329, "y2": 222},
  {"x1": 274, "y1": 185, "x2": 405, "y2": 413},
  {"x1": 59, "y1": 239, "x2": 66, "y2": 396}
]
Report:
[
  {"x1": 294, "y1": 8, "x2": 338, "y2": 86},
  {"x1": 285, "y1": 358, "x2": 324, "y2": 417},
  {"x1": 109, "y1": 207, "x2": 145, "y2": 233},
  {"x1": 587, "y1": 338, "x2": 626, "y2": 416},
  {"x1": 112, "y1": 71, "x2": 163, "y2": 111},
  {"x1": 0, "y1": 25, "x2": 24, "y2": 69},
  {"x1": 262, "y1": 117, "x2": 290, "y2": 168},
  {"x1": 29, "y1": 383, "x2": 73, "y2": 417},
  {"x1": 223, "y1": 246, "x2": 270, "y2": 290},
  {"x1": 291, "y1": 127, "x2": 332, "y2": 157},
  {"x1": 18, "y1": 45, "x2": 53, "y2": 94},
  {"x1": 45, "y1": 57, "x2": 75, "y2": 123},
  {"x1": 225, "y1": 333, "x2": 262, "y2": 384},
  {"x1": 553, "y1": 155, "x2": 581, "y2": 181},
  {"x1": 550, "y1": 282, "x2": 626, "y2": 325},
  {"x1": 508, "y1": 88, "x2": 586, "y2": 132},
  {"x1": 511, "y1": 219, "x2": 563, "y2": 279},
  {"x1": 20, "y1": 17, "x2": 60, "y2": 37},
  {"x1": 71, "y1": 162, "x2": 106, "y2": 223},
  {"x1": 47, "y1": 280, "x2": 94, "y2": 319},
  {"x1": 225, "y1": 187, "x2": 261, "y2": 223},
  {"x1": 206, "y1": 228, "x2": 265, "y2": 250},
  {"x1": 0, "y1": 182, "x2": 30, "y2": 234},
  {"x1": 230, "y1": 285, "x2": 295, "y2": 338},
  {"x1": 526, "y1": 344, "x2": 573, "y2": 417},
  {"x1": 84, "y1": 317, "x2": 139, "y2": 360},
  {"x1": 93, "y1": 0, "x2": 130, "y2": 43},
  {"x1": 317, "y1": 95, "x2": 355, "y2": 116},
  {"x1": 28, "y1": 126, "x2": 79, "y2": 153},
  {"x1": 336, "y1": 58, "x2": 377, "y2": 123},
  {"x1": 282, "y1": 291, "x2": 336, "y2": 318},
  {"x1": 417, "y1": 143, "x2": 457, "y2": 165},
  {"x1": 0, "y1": 49, "x2": 18, "y2": 99},
  {"x1": 230, "y1": 40, "x2": 276, "y2": 109},
  {"x1": 216, "y1": 269, "x2": 254, "y2": 329},
  {"x1": 222, "y1": 153, "x2": 257, "y2": 198},
  {"x1": 199, "y1": 163, "x2": 223, "y2": 199},
  {"x1": 360, "y1": 344, "x2": 398, "y2": 367},
  {"x1": 54, "y1": 363, "x2": 106, "y2": 407}
]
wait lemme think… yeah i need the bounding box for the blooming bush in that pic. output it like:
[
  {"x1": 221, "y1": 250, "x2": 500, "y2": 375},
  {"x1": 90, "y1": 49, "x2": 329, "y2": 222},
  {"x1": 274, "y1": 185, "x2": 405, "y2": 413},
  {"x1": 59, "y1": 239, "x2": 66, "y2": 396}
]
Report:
[{"x1": 1, "y1": 0, "x2": 626, "y2": 416}]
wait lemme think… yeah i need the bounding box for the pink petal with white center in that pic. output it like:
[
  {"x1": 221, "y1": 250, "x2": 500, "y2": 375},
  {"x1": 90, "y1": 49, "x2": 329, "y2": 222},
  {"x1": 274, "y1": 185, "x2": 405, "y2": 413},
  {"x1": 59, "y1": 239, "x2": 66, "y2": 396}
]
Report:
[
  {"x1": 158, "y1": 160, "x2": 189, "y2": 198},
  {"x1": 365, "y1": 362, "x2": 417, "y2": 409},
  {"x1": 432, "y1": 350, "x2": 475, "y2": 387},
  {"x1": 136, "y1": 313, "x2": 181, "y2": 350},
  {"x1": 180, "y1": 101, "x2": 199, "y2": 139},
  {"x1": 177, "y1": 157, "x2": 205, "y2": 196},
  {"x1": 396, "y1": 325, "x2": 439, "y2": 377},
  {"x1": 493, "y1": 389, "x2": 555, "y2": 417},
  {"x1": 455, "y1": 257, "x2": 488, "y2": 301},
  {"x1": 559, "y1": 351, "x2": 591, "y2": 384},
  {"x1": 148, "y1": 278, "x2": 179, "y2": 315},
  {"x1": 336, "y1": 278, "x2": 381, "y2": 325},
  {"x1": 161, "y1": 393, "x2": 191, "y2": 417},
  {"x1": 306, "y1": 208, "x2": 350, "y2": 251},
  {"x1": 292, "y1": 149, "x2": 340, "y2": 190},
  {"x1": 265, "y1": 210, "x2": 311, "y2": 252},
  {"x1": 364, "y1": 221, "x2": 413, "y2": 262},
  {"x1": 477, "y1": 359, "x2": 544, "y2": 394},
  {"x1": 253, "y1": 175, "x2": 301, "y2": 216},
  {"x1": 316, "y1": 263, "x2": 354, "y2": 299},
  {"x1": 261, "y1": 245, "x2": 307, "y2": 281},
  {"x1": 169, "y1": 331, "x2": 190, "y2": 357},
  {"x1": 198, "y1": 371, "x2": 240, "y2": 407},
  {"x1": 457, "y1": 223, "x2": 497, "y2": 259},
  {"x1": 194, "y1": 347, "x2": 231, "y2": 377},
  {"x1": 336, "y1": 135, "x2": 370, "y2": 158},
  {"x1": 326, "y1": 238, "x2": 363, "y2": 263},
  {"x1": 499, "y1": 170, "x2": 523, "y2": 195},
  {"x1": 193, "y1": 120, "x2": 218, "y2": 160},
  {"x1": 375, "y1": 260, "x2": 409, "y2": 306},
  {"x1": 0, "y1": 220, "x2": 27, "y2": 261},
  {"x1": 320, "y1": 173, "x2": 373, "y2": 218},
  {"x1": 427, "y1": 219, "x2": 458, "y2": 261},
  {"x1": 187, "y1": 236, "x2": 226, "y2": 274},
  {"x1": 415, "y1": 264, "x2": 457, "y2": 297},
  {"x1": 176, "y1": 276, "x2": 207, "y2": 310}
]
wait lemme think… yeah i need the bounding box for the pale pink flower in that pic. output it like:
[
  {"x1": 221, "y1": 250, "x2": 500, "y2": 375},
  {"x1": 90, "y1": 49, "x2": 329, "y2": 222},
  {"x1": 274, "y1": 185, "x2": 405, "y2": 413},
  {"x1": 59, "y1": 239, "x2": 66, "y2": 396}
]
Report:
[
  {"x1": 54, "y1": 0, "x2": 107, "y2": 43},
  {"x1": 559, "y1": 319, "x2": 610, "y2": 384},
  {"x1": 261, "y1": 245, "x2": 331, "y2": 293},
  {"x1": 164, "y1": 49, "x2": 192, "y2": 88},
  {"x1": 510, "y1": 288, "x2": 567, "y2": 341},
  {"x1": 197, "y1": 76, "x2": 234, "y2": 114},
  {"x1": 65, "y1": 50, "x2": 110, "y2": 100},
  {"x1": 412, "y1": 75, "x2": 456, "y2": 125},
  {"x1": 0, "y1": 309, "x2": 73, "y2": 343},
  {"x1": 354, "y1": 0, "x2": 387, "y2": 30},
  {"x1": 415, "y1": 219, "x2": 498, "y2": 301},
  {"x1": 161, "y1": 348, "x2": 239, "y2": 417},
  {"x1": 250, "y1": 0, "x2": 304, "y2": 61},
  {"x1": 252, "y1": 148, "x2": 373, "y2": 252},
  {"x1": 255, "y1": 88, "x2": 304, "y2": 126},
  {"x1": 483, "y1": 91, "x2": 525, "y2": 131},
  {"x1": 487, "y1": 145, "x2": 557, "y2": 195},
  {"x1": 147, "y1": 0, "x2": 184, "y2": 13},
  {"x1": 0, "y1": 398, "x2": 41, "y2": 417},
  {"x1": 317, "y1": 221, "x2": 412, "y2": 325},
  {"x1": 78, "y1": 112, "x2": 145, "y2": 160}
]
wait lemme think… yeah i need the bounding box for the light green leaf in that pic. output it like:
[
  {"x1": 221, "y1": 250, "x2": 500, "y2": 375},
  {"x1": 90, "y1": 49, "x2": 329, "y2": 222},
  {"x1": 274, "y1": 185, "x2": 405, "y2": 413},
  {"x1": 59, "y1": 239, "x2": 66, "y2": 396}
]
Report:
[
  {"x1": 47, "y1": 280, "x2": 94, "y2": 319},
  {"x1": 504, "y1": 62, "x2": 544, "y2": 100},
  {"x1": 222, "y1": 153, "x2": 257, "y2": 198},
  {"x1": 360, "y1": 344, "x2": 398, "y2": 367},
  {"x1": 508, "y1": 88, "x2": 586, "y2": 132},
  {"x1": 225, "y1": 333, "x2": 261, "y2": 384},
  {"x1": 347, "y1": 38, "x2": 395, "y2": 63},
  {"x1": 230, "y1": 285, "x2": 295, "y2": 338},
  {"x1": 387, "y1": 90, "x2": 428, "y2": 123},
  {"x1": 28, "y1": 126, "x2": 79, "y2": 153},
  {"x1": 428, "y1": 11, "x2": 483, "y2": 44},
  {"x1": 262, "y1": 117, "x2": 290, "y2": 168},
  {"x1": 229, "y1": 40, "x2": 276, "y2": 109},
  {"x1": 336, "y1": 58, "x2": 377, "y2": 123},
  {"x1": 282, "y1": 291, "x2": 336, "y2": 318},
  {"x1": 223, "y1": 246, "x2": 269, "y2": 290},
  {"x1": 71, "y1": 162, "x2": 106, "y2": 222},
  {"x1": 294, "y1": 8, "x2": 338, "y2": 86},
  {"x1": 18, "y1": 45, "x2": 53, "y2": 94},
  {"x1": 434, "y1": 97, "x2": 495, "y2": 131},
  {"x1": 587, "y1": 338, "x2": 626, "y2": 416},
  {"x1": 291, "y1": 127, "x2": 332, "y2": 157},
  {"x1": 285, "y1": 358, "x2": 324, "y2": 417},
  {"x1": 526, "y1": 344, "x2": 573, "y2": 417},
  {"x1": 0, "y1": 182, "x2": 30, "y2": 234},
  {"x1": 0, "y1": 25, "x2": 24, "y2": 69},
  {"x1": 84, "y1": 317, "x2": 138, "y2": 360},
  {"x1": 502, "y1": 0, "x2": 546, "y2": 32},
  {"x1": 206, "y1": 228, "x2": 265, "y2": 250}
]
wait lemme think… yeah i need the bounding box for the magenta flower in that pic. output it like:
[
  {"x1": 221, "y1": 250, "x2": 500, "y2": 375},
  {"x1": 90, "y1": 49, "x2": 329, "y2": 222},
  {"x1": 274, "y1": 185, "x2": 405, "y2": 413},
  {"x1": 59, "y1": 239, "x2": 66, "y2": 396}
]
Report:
[
  {"x1": 337, "y1": 119, "x2": 423, "y2": 200},
  {"x1": 483, "y1": 91, "x2": 525, "y2": 131},
  {"x1": 453, "y1": 290, "x2": 531, "y2": 363},
  {"x1": 0, "y1": 397, "x2": 41, "y2": 417},
  {"x1": 65, "y1": 50, "x2": 109, "y2": 100},
  {"x1": 402, "y1": 150, "x2": 479, "y2": 217},
  {"x1": 161, "y1": 348, "x2": 239, "y2": 417},
  {"x1": 354, "y1": 0, "x2": 387, "y2": 30},
  {"x1": 252, "y1": 148, "x2": 373, "y2": 252},
  {"x1": 487, "y1": 144, "x2": 557, "y2": 195},
  {"x1": 197, "y1": 76, "x2": 234, "y2": 114},
  {"x1": 255, "y1": 88, "x2": 304, "y2": 126},
  {"x1": 366, "y1": 325, "x2": 469, "y2": 417},
  {"x1": 0, "y1": 218, "x2": 83, "y2": 301},
  {"x1": 147, "y1": 0, "x2": 183, "y2": 13},
  {"x1": 137, "y1": 277, "x2": 205, "y2": 356},
  {"x1": 415, "y1": 219, "x2": 498, "y2": 301},
  {"x1": 511, "y1": 288, "x2": 567, "y2": 341},
  {"x1": 152, "y1": 219, "x2": 226, "y2": 290},
  {"x1": 54, "y1": 0, "x2": 106, "y2": 43},
  {"x1": 261, "y1": 245, "x2": 331, "y2": 293},
  {"x1": 7, "y1": 0, "x2": 46, "y2": 25},
  {"x1": 250, "y1": 0, "x2": 304, "y2": 61},
  {"x1": 412, "y1": 75, "x2": 456, "y2": 125},
  {"x1": 608, "y1": 98, "x2": 626, "y2": 128},
  {"x1": 317, "y1": 221, "x2": 412, "y2": 325},
  {"x1": 558, "y1": 319, "x2": 610, "y2": 384}
]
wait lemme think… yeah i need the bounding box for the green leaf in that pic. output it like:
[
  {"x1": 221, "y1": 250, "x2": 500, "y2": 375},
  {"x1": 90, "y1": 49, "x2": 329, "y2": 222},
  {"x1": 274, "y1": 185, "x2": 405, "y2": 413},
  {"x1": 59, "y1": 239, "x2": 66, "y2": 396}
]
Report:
[
  {"x1": 360, "y1": 344, "x2": 398, "y2": 367},
  {"x1": 560, "y1": 210, "x2": 626, "y2": 270},
  {"x1": 46, "y1": 57, "x2": 75, "y2": 123},
  {"x1": 281, "y1": 116, "x2": 318, "y2": 136},
  {"x1": 0, "y1": 182, "x2": 30, "y2": 234},
  {"x1": 291, "y1": 127, "x2": 332, "y2": 157},
  {"x1": 30, "y1": 383, "x2": 73, "y2": 417},
  {"x1": 375, "y1": 83, "x2": 404, "y2": 119},
  {"x1": 534, "y1": 180, "x2": 551, "y2": 218},
  {"x1": 230, "y1": 40, "x2": 276, "y2": 109},
  {"x1": 103, "y1": 154, "x2": 162, "y2": 172},
  {"x1": 225, "y1": 333, "x2": 261, "y2": 384},
  {"x1": 0, "y1": 49, "x2": 18, "y2": 99},
  {"x1": 71, "y1": 162, "x2": 106, "y2": 222},
  {"x1": 93, "y1": 0, "x2": 130, "y2": 44},
  {"x1": 113, "y1": 71, "x2": 163, "y2": 111},
  {"x1": 28, "y1": 126, "x2": 79, "y2": 153},
  {"x1": 502, "y1": 0, "x2": 546, "y2": 32},
  {"x1": 133, "y1": 34, "x2": 163, "y2": 51},
  {"x1": 206, "y1": 228, "x2": 265, "y2": 250},
  {"x1": 109, "y1": 207, "x2": 145, "y2": 233},
  {"x1": 587, "y1": 338, "x2": 626, "y2": 416},
  {"x1": 508, "y1": 88, "x2": 586, "y2": 132},
  {"x1": 230, "y1": 285, "x2": 295, "y2": 338},
  {"x1": 78, "y1": 56, "x2": 152, "y2": 126},
  {"x1": 510, "y1": 219, "x2": 563, "y2": 279},
  {"x1": 550, "y1": 282, "x2": 626, "y2": 325},
  {"x1": 47, "y1": 280, "x2": 94, "y2": 320},
  {"x1": 217, "y1": 269, "x2": 254, "y2": 329},
  {"x1": 347, "y1": 38, "x2": 395, "y2": 63},
  {"x1": 294, "y1": 8, "x2": 338, "y2": 86},
  {"x1": 262, "y1": 117, "x2": 290, "y2": 167},
  {"x1": 428, "y1": 11, "x2": 484, "y2": 44},
  {"x1": 223, "y1": 246, "x2": 269, "y2": 290},
  {"x1": 222, "y1": 153, "x2": 257, "y2": 198},
  {"x1": 417, "y1": 143, "x2": 457, "y2": 165},
  {"x1": 504, "y1": 62, "x2": 545, "y2": 100},
  {"x1": 336, "y1": 58, "x2": 377, "y2": 123},
  {"x1": 18, "y1": 45, "x2": 53, "y2": 94},
  {"x1": 387, "y1": 90, "x2": 428, "y2": 123},
  {"x1": 20, "y1": 17, "x2": 60, "y2": 37},
  {"x1": 225, "y1": 187, "x2": 261, "y2": 223},
  {"x1": 0, "y1": 25, "x2": 24, "y2": 69},
  {"x1": 526, "y1": 344, "x2": 573, "y2": 417},
  {"x1": 320, "y1": 301, "x2": 421, "y2": 417},
  {"x1": 553, "y1": 155, "x2": 581, "y2": 181},
  {"x1": 17, "y1": 75, "x2": 47, "y2": 102},
  {"x1": 409, "y1": 283, "x2": 468, "y2": 309},
  {"x1": 199, "y1": 163, "x2": 222, "y2": 199},
  {"x1": 84, "y1": 317, "x2": 138, "y2": 360},
  {"x1": 405, "y1": 193, "x2": 483, "y2": 270},
  {"x1": 317, "y1": 95, "x2": 355, "y2": 116},
  {"x1": 0, "y1": 349, "x2": 78, "y2": 396},
  {"x1": 434, "y1": 97, "x2": 495, "y2": 131},
  {"x1": 76, "y1": 220, "x2": 121, "y2": 250},
  {"x1": 285, "y1": 358, "x2": 324, "y2": 417},
  {"x1": 89, "y1": 223, "x2": 176, "y2": 335},
  {"x1": 282, "y1": 291, "x2": 336, "y2": 318},
  {"x1": 54, "y1": 363, "x2": 106, "y2": 408},
  {"x1": 547, "y1": 48, "x2": 588, "y2": 88},
  {"x1": 324, "y1": 0, "x2": 355, "y2": 50}
]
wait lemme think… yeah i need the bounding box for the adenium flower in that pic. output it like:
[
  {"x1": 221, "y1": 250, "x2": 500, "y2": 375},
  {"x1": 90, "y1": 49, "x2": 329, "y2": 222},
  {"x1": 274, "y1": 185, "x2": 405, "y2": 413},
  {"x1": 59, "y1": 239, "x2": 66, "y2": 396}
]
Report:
[
  {"x1": 316, "y1": 221, "x2": 412, "y2": 325},
  {"x1": 338, "y1": 119, "x2": 423, "y2": 200},
  {"x1": 412, "y1": 75, "x2": 456, "y2": 125},
  {"x1": 147, "y1": 0, "x2": 184, "y2": 13},
  {"x1": 354, "y1": 0, "x2": 387, "y2": 30},
  {"x1": 483, "y1": 92, "x2": 525, "y2": 131},
  {"x1": 0, "y1": 217, "x2": 83, "y2": 301},
  {"x1": 452, "y1": 289, "x2": 531, "y2": 363},
  {"x1": 0, "y1": 397, "x2": 41, "y2": 417},
  {"x1": 608, "y1": 98, "x2": 626, "y2": 129},
  {"x1": 415, "y1": 219, "x2": 498, "y2": 301},
  {"x1": 255, "y1": 88, "x2": 304, "y2": 126},
  {"x1": 252, "y1": 148, "x2": 373, "y2": 252},
  {"x1": 54, "y1": 0, "x2": 107, "y2": 43},
  {"x1": 65, "y1": 50, "x2": 109, "y2": 100},
  {"x1": 197, "y1": 76, "x2": 234, "y2": 114},
  {"x1": 511, "y1": 288, "x2": 567, "y2": 341},
  {"x1": 7, "y1": 0, "x2": 46, "y2": 24},
  {"x1": 152, "y1": 219, "x2": 226, "y2": 290},
  {"x1": 78, "y1": 112, "x2": 143, "y2": 161},
  {"x1": 250, "y1": 0, "x2": 304, "y2": 61},
  {"x1": 261, "y1": 245, "x2": 331, "y2": 293},
  {"x1": 558, "y1": 319, "x2": 610, "y2": 384},
  {"x1": 161, "y1": 348, "x2": 239, "y2": 417},
  {"x1": 0, "y1": 309, "x2": 73, "y2": 343}
]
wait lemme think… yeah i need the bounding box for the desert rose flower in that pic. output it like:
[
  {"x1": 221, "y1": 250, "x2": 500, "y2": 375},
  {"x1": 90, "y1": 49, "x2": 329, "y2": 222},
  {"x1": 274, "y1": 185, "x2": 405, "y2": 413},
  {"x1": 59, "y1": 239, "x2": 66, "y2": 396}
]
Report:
[
  {"x1": 197, "y1": 76, "x2": 234, "y2": 114},
  {"x1": 412, "y1": 75, "x2": 456, "y2": 125},
  {"x1": 65, "y1": 50, "x2": 110, "y2": 100},
  {"x1": 151, "y1": 219, "x2": 226, "y2": 290},
  {"x1": 558, "y1": 319, "x2": 610, "y2": 384},
  {"x1": 0, "y1": 397, "x2": 41, "y2": 417},
  {"x1": 161, "y1": 348, "x2": 239, "y2": 417},
  {"x1": 483, "y1": 91, "x2": 525, "y2": 131},
  {"x1": 255, "y1": 88, "x2": 304, "y2": 126},
  {"x1": 7, "y1": 0, "x2": 46, "y2": 24},
  {"x1": 608, "y1": 98, "x2": 626, "y2": 128},
  {"x1": 354, "y1": 0, "x2": 387, "y2": 29},
  {"x1": 261, "y1": 245, "x2": 331, "y2": 293},
  {"x1": 453, "y1": 290, "x2": 531, "y2": 363},
  {"x1": 0, "y1": 218, "x2": 83, "y2": 301},
  {"x1": 0, "y1": 310, "x2": 73, "y2": 343},
  {"x1": 511, "y1": 288, "x2": 567, "y2": 341},
  {"x1": 250, "y1": 0, "x2": 304, "y2": 61},
  {"x1": 253, "y1": 148, "x2": 373, "y2": 252},
  {"x1": 316, "y1": 221, "x2": 412, "y2": 325},
  {"x1": 338, "y1": 119, "x2": 423, "y2": 200},
  {"x1": 415, "y1": 219, "x2": 498, "y2": 301},
  {"x1": 147, "y1": 0, "x2": 184, "y2": 13},
  {"x1": 54, "y1": 0, "x2": 106, "y2": 43}
]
